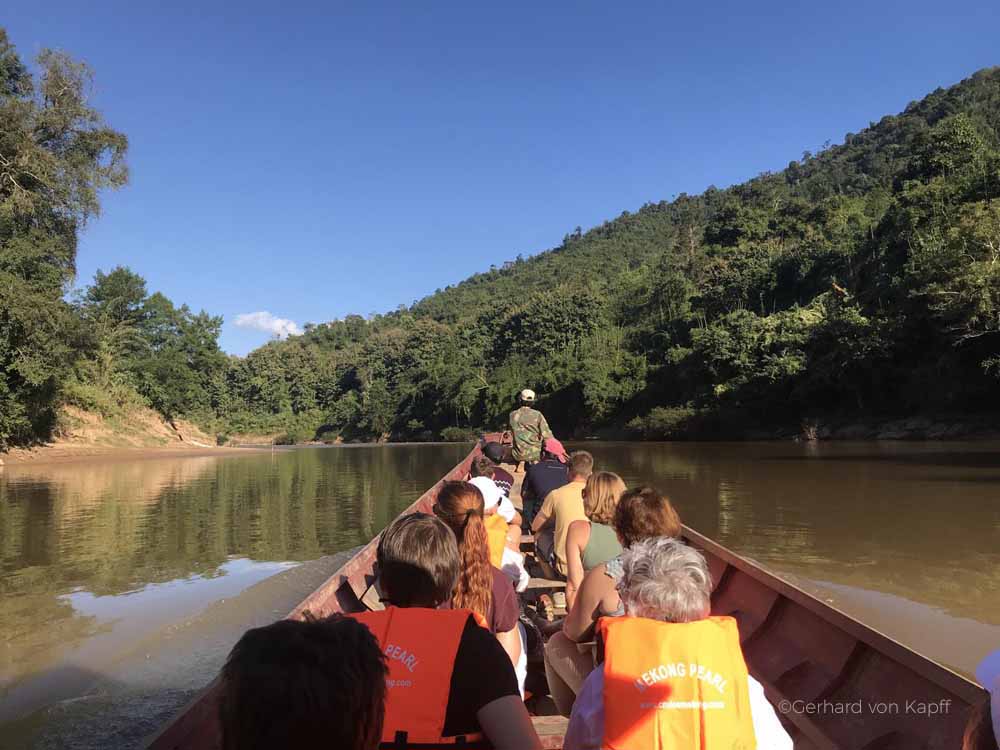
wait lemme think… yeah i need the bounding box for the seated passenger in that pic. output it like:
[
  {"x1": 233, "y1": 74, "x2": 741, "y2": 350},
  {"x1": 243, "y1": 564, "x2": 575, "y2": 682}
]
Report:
[
  {"x1": 482, "y1": 442, "x2": 516, "y2": 497},
  {"x1": 220, "y1": 614, "x2": 386, "y2": 750},
  {"x1": 564, "y1": 471, "x2": 626, "y2": 611},
  {"x1": 468, "y1": 465, "x2": 523, "y2": 553},
  {"x1": 433, "y1": 481, "x2": 526, "y2": 694},
  {"x1": 564, "y1": 537, "x2": 792, "y2": 750},
  {"x1": 351, "y1": 513, "x2": 542, "y2": 750},
  {"x1": 531, "y1": 450, "x2": 594, "y2": 579},
  {"x1": 964, "y1": 699, "x2": 998, "y2": 750},
  {"x1": 546, "y1": 486, "x2": 681, "y2": 716},
  {"x1": 966, "y1": 651, "x2": 999, "y2": 750},
  {"x1": 521, "y1": 437, "x2": 570, "y2": 527},
  {"x1": 464, "y1": 470, "x2": 530, "y2": 592}
]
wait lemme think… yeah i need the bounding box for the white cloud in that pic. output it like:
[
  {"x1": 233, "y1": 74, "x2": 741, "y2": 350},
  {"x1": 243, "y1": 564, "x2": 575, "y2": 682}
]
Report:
[{"x1": 233, "y1": 311, "x2": 302, "y2": 339}]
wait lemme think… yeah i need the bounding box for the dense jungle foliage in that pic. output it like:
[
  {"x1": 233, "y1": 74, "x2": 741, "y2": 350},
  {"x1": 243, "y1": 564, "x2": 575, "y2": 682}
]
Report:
[{"x1": 1, "y1": 27, "x2": 997, "y2": 447}]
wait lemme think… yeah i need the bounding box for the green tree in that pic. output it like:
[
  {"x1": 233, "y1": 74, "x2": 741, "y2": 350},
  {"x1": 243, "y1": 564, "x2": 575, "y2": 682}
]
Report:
[
  {"x1": 0, "y1": 30, "x2": 127, "y2": 445},
  {"x1": 132, "y1": 293, "x2": 226, "y2": 419}
]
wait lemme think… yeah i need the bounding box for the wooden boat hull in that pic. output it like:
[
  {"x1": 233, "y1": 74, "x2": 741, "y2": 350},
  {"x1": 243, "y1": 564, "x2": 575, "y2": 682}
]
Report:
[{"x1": 147, "y1": 437, "x2": 987, "y2": 750}]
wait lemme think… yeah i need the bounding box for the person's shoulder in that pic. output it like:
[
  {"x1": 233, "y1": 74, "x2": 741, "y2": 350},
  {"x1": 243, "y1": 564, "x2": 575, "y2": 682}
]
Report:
[
  {"x1": 490, "y1": 565, "x2": 512, "y2": 585},
  {"x1": 459, "y1": 614, "x2": 506, "y2": 654},
  {"x1": 490, "y1": 566, "x2": 516, "y2": 604},
  {"x1": 551, "y1": 481, "x2": 579, "y2": 502},
  {"x1": 546, "y1": 461, "x2": 569, "y2": 487},
  {"x1": 545, "y1": 461, "x2": 570, "y2": 478},
  {"x1": 566, "y1": 519, "x2": 590, "y2": 549}
]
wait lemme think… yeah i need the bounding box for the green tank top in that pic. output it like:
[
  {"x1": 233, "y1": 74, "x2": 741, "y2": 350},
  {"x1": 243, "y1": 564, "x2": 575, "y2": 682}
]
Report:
[{"x1": 581, "y1": 522, "x2": 623, "y2": 572}]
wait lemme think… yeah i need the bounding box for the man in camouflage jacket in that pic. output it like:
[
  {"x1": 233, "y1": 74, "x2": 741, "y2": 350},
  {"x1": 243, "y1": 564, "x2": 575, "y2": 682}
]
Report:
[{"x1": 509, "y1": 388, "x2": 553, "y2": 464}]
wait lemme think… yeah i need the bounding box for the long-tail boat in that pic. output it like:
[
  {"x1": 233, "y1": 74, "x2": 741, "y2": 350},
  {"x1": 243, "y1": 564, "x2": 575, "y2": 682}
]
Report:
[{"x1": 146, "y1": 435, "x2": 988, "y2": 750}]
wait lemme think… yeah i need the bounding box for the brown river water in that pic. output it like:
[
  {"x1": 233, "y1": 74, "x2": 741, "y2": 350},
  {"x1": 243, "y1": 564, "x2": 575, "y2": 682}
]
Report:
[{"x1": 1, "y1": 441, "x2": 998, "y2": 749}]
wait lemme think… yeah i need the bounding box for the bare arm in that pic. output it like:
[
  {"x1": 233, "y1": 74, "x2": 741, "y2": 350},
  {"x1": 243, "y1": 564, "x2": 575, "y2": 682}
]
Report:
[
  {"x1": 505, "y1": 523, "x2": 523, "y2": 552},
  {"x1": 530, "y1": 493, "x2": 554, "y2": 534},
  {"x1": 477, "y1": 695, "x2": 543, "y2": 750},
  {"x1": 564, "y1": 520, "x2": 590, "y2": 612},
  {"x1": 530, "y1": 508, "x2": 550, "y2": 534},
  {"x1": 496, "y1": 627, "x2": 522, "y2": 673},
  {"x1": 563, "y1": 562, "x2": 615, "y2": 642}
]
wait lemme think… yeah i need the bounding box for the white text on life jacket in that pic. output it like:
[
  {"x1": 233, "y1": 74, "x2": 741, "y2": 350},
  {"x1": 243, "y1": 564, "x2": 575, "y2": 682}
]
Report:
[
  {"x1": 633, "y1": 662, "x2": 728, "y2": 695},
  {"x1": 384, "y1": 644, "x2": 418, "y2": 673}
]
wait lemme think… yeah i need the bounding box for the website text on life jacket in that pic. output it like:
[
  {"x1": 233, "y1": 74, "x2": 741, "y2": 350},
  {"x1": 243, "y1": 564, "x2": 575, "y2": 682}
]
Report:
[
  {"x1": 350, "y1": 607, "x2": 490, "y2": 747},
  {"x1": 598, "y1": 616, "x2": 755, "y2": 749}
]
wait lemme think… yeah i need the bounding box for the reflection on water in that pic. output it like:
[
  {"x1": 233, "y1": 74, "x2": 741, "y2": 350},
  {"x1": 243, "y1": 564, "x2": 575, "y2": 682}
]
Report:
[
  {"x1": 0, "y1": 445, "x2": 468, "y2": 731},
  {"x1": 583, "y1": 441, "x2": 1000, "y2": 675},
  {"x1": 1, "y1": 441, "x2": 998, "y2": 747}
]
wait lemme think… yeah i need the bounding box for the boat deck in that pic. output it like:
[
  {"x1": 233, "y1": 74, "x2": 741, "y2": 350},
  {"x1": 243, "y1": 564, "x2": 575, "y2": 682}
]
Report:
[{"x1": 511, "y1": 472, "x2": 570, "y2": 737}]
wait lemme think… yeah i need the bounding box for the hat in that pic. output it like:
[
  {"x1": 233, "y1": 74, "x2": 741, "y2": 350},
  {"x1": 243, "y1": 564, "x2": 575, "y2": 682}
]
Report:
[
  {"x1": 975, "y1": 649, "x2": 1000, "y2": 743},
  {"x1": 520, "y1": 388, "x2": 536, "y2": 403},
  {"x1": 483, "y1": 442, "x2": 505, "y2": 463},
  {"x1": 542, "y1": 437, "x2": 569, "y2": 463},
  {"x1": 468, "y1": 476, "x2": 516, "y2": 522}
]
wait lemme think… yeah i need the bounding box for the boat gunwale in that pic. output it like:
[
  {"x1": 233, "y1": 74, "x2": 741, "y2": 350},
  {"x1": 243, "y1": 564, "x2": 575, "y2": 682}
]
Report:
[
  {"x1": 681, "y1": 524, "x2": 986, "y2": 705},
  {"x1": 287, "y1": 442, "x2": 482, "y2": 620},
  {"x1": 145, "y1": 441, "x2": 485, "y2": 750},
  {"x1": 146, "y1": 434, "x2": 989, "y2": 749}
]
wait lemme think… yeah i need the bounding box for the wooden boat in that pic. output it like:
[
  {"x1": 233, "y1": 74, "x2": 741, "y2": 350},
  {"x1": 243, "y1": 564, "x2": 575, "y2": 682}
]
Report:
[{"x1": 147, "y1": 435, "x2": 988, "y2": 750}]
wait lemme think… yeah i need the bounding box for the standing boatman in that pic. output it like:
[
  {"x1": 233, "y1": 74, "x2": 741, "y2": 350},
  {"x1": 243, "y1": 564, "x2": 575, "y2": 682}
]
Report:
[{"x1": 509, "y1": 389, "x2": 553, "y2": 468}]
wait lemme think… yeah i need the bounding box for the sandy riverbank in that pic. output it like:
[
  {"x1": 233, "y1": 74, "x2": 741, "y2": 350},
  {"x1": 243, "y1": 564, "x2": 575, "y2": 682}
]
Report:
[
  {"x1": 1, "y1": 443, "x2": 278, "y2": 467},
  {"x1": 0, "y1": 404, "x2": 285, "y2": 466}
]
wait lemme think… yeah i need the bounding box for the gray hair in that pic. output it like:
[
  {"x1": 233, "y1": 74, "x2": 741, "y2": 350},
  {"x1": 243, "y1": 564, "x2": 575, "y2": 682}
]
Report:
[{"x1": 618, "y1": 537, "x2": 712, "y2": 622}]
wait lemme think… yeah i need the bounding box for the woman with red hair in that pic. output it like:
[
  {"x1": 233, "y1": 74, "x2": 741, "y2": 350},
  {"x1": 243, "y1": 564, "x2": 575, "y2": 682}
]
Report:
[{"x1": 434, "y1": 480, "x2": 526, "y2": 695}]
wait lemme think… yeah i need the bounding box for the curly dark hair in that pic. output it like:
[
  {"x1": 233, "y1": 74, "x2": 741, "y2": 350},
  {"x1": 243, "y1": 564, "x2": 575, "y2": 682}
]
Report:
[
  {"x1": 220, "y1": 614, "x2": 386, "y2": 750},
  {"x1": 471, "y1": 455, "x2": 496, "y2": 478}
]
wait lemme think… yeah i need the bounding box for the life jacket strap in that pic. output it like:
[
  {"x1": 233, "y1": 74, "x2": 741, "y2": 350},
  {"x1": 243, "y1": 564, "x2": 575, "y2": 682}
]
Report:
[{"x1": 379, "y1": 730, "x2": 490, "y2": 749}]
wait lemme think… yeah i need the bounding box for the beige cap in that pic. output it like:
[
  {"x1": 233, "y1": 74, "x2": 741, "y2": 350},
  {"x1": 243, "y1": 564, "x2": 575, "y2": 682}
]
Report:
[{"x1": 520, "y1": 388, "x2": 536, "y2": 402}]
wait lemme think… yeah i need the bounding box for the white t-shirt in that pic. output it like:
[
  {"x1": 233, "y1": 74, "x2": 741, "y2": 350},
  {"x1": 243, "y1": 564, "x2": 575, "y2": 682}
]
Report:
[
  {"x1": 468, "y1": 476, "x2": 516, "y2": 522},
  {"x1": 975, "y1": 651, "x2": 1000, "y2": 744},
  {"x1": 564, "y1": 665, "x2": 792, "y2": 750}
]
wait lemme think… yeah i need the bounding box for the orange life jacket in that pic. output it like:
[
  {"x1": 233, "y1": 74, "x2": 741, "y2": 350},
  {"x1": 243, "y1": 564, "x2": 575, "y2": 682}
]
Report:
[
  {"x1": 350, "y1": 606, "x2": 490, "y2": 748},
  {"x1": 484, "y1": 512, "x2": 508, "y2": 569},
  {"x1": 597, "y1": 615, "x2": 756, "y2": 750}
]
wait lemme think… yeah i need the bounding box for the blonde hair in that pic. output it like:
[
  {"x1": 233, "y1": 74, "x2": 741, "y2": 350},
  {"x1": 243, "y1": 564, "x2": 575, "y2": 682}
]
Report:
[{"x1": 583, "y1": 471, "x2": 626, "y2": 525}]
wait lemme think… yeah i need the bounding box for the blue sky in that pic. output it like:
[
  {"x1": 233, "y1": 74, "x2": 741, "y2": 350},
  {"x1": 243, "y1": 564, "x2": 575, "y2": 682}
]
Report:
[{"x1": 4, "y1": 1, "x2": 996, "y2": 354}]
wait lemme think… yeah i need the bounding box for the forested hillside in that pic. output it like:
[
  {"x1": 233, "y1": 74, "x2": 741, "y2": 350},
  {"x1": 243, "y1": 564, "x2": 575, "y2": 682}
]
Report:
[
  {"x1": 1, "y1": 24, "x2": 997, "y2": 447},
  {"x1": 216, "y1": 66, "x2": 1000, "y2": 441}
]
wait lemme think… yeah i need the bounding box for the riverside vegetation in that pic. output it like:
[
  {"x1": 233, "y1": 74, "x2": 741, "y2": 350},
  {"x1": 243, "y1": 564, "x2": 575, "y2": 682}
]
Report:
[{"x1": 1, "y1": 27, "x2": 998, "y2": 449}]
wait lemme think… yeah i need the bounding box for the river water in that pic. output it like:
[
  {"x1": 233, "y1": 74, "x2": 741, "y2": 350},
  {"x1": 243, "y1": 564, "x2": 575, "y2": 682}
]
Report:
[{"x1": 1, "y1": 441, "x2": 998, "y2": 748}]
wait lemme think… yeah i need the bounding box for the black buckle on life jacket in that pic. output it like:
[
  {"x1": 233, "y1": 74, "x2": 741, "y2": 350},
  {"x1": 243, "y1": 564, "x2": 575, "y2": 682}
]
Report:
[{"x1": 379, "y1": 730, "x2": 491, "y2": 748}]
